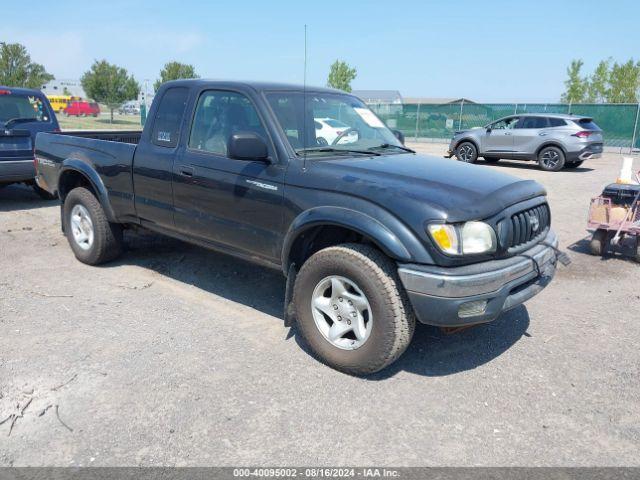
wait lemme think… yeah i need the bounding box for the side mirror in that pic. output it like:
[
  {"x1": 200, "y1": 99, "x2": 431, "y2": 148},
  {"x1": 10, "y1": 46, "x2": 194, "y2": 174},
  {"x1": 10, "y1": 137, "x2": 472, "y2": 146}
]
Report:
[
  {"x1": 228, "y1": 132, "x2": 270, "y2": 162},
  {"x1": 392, "y1": 129, "x2": 405, "y2": 145},
  {"x1": 486, "y1": 127, "x2": 492, "y2": 133}
]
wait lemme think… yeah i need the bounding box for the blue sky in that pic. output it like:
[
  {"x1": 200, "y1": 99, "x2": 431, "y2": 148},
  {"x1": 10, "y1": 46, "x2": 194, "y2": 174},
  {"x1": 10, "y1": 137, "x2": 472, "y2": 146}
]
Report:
[{"x1": 3, "y1": 0, "x2": 639, "y2": 101}]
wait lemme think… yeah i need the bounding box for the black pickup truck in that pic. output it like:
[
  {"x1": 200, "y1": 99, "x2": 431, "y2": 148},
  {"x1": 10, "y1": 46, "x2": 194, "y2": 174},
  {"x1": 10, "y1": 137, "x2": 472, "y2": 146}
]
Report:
[{"x1": 35, "y1": 80, "x2": 558, "y2": 375}]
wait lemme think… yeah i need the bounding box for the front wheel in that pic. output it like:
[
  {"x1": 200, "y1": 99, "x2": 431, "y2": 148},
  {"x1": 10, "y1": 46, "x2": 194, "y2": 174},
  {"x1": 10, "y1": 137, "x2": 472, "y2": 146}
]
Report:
[
  {"x1": 63, "y1": 187, "x2": 123, "y2": 265},
  {"x1": 455, "y1": 142, "x2": 478, "y2": 163},
  {"x1": 538, "y1": 146, "x2": 565, "y2": 171},
  {"x1": 293, "y1": 243, "x2": 415, "y2": 376}
]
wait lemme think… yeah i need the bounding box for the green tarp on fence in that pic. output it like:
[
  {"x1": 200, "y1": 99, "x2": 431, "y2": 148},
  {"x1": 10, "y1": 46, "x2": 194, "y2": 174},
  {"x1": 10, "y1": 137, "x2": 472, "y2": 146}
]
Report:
[{"x1": 368, "y1": 102, "x2": 640, "y2": 149}]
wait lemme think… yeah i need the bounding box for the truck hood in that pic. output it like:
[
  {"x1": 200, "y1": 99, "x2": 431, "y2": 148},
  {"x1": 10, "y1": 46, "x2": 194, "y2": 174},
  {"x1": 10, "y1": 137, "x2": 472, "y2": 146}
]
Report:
[{"x1": 302, "y1": 153, "x2": 546, "y2": 222}]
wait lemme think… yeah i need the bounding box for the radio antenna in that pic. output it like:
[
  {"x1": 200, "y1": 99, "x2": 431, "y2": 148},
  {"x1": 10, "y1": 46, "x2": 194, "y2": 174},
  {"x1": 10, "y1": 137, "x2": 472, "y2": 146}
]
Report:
[{"x1": 303, "y1": 24, "x2": 308, "y2": 167}]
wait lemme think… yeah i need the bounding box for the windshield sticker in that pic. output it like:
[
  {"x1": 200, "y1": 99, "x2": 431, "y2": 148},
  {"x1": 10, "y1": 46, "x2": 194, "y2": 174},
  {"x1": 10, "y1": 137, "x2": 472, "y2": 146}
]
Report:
[{"x1": 354, "y1": 108, "x2": 386, "y2": 128}]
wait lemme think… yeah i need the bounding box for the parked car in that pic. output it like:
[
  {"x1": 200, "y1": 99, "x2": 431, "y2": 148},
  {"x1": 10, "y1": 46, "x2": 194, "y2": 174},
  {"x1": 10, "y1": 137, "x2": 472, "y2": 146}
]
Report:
[
  {"x1": 119, "y1": 103, "x2": 140, "y2": 115},
  {"x1": 35, "y1": 80, "x2": 558, "y2": 375},
  {"x1": 0, "y1": 86, "x2": 59, "y2": 199},
  {"x1": 447, "y1": 113, "x2": 603, "y2": 171},
  {"x1": 314, "y1": 117, "x2": 358, "y2": 145},
  {"x1": 47, "y1": 95, "x2": 81, "y2": 114},
  {"x1": 64, "y1": 101, "x2": 100, "y2": 117}
]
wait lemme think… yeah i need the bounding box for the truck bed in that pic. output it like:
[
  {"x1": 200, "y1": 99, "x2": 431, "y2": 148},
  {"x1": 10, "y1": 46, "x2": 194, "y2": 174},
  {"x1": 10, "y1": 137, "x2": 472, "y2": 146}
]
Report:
[
  {"x1": 55, "y1": 130, "x2": 142, "y2": 145},
  {"x1": 35, "y1": 131, "x2": 140, "y2": 222}
]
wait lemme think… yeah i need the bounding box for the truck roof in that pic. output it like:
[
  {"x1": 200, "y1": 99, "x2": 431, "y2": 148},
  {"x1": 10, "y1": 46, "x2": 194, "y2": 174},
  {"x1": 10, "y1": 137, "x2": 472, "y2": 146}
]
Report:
[
  {"x1": 160, "y1": 79, "x2": 347, "y2": 95},
  {"x1": 0, "y1": 85, "x2": 47, "y2": 96}
]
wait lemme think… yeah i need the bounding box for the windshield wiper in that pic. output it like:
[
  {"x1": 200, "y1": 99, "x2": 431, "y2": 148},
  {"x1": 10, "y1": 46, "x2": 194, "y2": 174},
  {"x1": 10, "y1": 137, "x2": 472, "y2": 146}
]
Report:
[
  {"x1": 368, "y1": 143, "x2": 415, "y2": 153},
  {"x1": 3, "y1": 117, "x2": 38, "y2": 128},
  {"x1": 298, "y1": 147, "x2": 381, "y2": 156}
]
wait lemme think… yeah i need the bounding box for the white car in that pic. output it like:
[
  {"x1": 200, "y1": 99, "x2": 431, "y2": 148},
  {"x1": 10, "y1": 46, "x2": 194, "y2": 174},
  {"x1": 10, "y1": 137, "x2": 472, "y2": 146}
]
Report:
[{"x1": 314, "y1": 117, "x2": 358, "y2": 145}]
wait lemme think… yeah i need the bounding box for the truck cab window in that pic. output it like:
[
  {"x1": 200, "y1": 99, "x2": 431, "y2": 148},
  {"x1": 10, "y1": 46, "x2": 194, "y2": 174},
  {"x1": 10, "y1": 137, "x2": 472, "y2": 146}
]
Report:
[
  {"x1": 151, "y1": 87, "x2": 189, "y2": 148},
  {"x1": 189, "y1": 90, "x2": 268, "y2": 157}
]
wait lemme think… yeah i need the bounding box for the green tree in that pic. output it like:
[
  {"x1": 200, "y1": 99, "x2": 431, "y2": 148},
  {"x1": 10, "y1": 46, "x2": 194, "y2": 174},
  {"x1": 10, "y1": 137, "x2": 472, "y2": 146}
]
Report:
[
  {"x1": 0, "y1": 42, "x2": 54, "y2": 89},
  {"x1": 561, "y1": 59, "x2": 587, "y2": 103},
  {"x1": 81, "y1": 60, "x2": 140, "y2": 123},
  {"x1": 586, "y1": 59, "x2": 611, "y2": 103},
  {"x1": 327, "y1": 60, "x2": 357, "y2": 92},
  {"x1": 154, "y1": 61, "x2": 199, "y2": 92},
  {"x1": 607, "y1": 59, "x2": 640, "y2": 103}
]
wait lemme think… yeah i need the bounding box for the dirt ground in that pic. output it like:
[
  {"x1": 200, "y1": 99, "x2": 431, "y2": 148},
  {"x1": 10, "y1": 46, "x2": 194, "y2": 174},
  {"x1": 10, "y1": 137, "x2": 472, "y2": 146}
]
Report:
[{"x1": 1, "y1": 145, "x2": 638, "y2": 467}]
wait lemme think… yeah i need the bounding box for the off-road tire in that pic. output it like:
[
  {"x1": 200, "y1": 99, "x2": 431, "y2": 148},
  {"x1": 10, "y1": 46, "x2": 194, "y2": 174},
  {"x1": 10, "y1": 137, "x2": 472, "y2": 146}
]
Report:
[
  {"x1": 293, "y1": 243, "x2": 415, "y2": 376},
  {"x1": 63, "y1": 187, "x2": 123, "y2": 265},
  {"x1": 538, "y1": 146, "x2": 565, "y2": 171},
  {"x1": 589, "y1": 229, "x2": 609, "y2": 256},
  {"x1": 455, "y1": 141, "x2": 478, "y2": 163}
]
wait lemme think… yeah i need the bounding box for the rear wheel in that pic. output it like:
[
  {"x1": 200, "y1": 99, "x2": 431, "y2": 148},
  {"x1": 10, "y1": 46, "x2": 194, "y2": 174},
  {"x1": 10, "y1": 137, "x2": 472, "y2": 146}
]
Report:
[
  {"x1": 455, "y1": 142, "x2": 478, "y2": 163},
  {"x1": 63, "y1": 187, "x2": 123, "y2": 265},
  {"x1": 293, "y1": 243, "x2": 415, "y2": 376},
  {"x1": 589, "y1": 229, "x2": 609, "y2": 256},
  {"x1": 538, "y1": 146, "x2": 565, "y2": 171}
]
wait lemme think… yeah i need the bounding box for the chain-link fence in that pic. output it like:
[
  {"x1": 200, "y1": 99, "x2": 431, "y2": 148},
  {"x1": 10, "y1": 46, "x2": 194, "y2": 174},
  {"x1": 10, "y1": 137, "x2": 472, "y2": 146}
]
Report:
[{"x1": 368, "y1": 102, "x2": 640, "y2": 150}]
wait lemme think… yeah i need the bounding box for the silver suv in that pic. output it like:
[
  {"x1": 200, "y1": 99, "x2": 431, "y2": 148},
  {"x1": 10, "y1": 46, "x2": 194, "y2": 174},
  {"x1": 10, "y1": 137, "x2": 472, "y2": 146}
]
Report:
[{"x1": 446, "y1": 113, "x2": 603, "y2": 171}]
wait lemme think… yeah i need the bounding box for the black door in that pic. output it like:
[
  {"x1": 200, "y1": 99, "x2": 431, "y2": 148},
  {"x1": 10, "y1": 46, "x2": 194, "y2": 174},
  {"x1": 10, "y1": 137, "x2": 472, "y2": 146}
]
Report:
[
  {"x1": 132, "y1": 87, "x2": 189, "y2": 228},
  {"x1": 172, "y1": 89, "x2": 285, "y2": 262}
]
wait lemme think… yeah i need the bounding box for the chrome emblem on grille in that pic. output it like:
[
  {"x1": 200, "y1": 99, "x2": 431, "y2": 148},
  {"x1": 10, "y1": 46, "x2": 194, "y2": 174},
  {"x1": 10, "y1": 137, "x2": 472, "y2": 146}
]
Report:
[{"x1": 529, "y1": 214, "x2": 540, "y2": 232}]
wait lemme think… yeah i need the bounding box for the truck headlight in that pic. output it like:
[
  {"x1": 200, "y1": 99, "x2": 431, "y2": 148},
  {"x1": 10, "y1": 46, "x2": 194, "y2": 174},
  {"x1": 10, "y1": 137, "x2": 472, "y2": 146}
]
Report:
[
  {"x1": 461, "y1": 221, "x2": 496, "y2": 254},
  {"x1": 427, "y1": 221, "x2": 496, "y2": 255}
]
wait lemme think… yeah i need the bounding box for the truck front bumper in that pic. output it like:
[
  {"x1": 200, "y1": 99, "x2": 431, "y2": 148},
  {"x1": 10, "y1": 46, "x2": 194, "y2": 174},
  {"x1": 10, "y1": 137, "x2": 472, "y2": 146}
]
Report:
[{"x1": 398, "y1": 231, "x2": 558, "y2": 326}]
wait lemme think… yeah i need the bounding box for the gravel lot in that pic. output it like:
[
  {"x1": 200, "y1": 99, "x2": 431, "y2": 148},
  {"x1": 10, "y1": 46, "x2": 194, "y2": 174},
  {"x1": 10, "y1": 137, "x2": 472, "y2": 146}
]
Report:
[{"x1": 1, "y1": 145, "x2": 638, "y2": 467}]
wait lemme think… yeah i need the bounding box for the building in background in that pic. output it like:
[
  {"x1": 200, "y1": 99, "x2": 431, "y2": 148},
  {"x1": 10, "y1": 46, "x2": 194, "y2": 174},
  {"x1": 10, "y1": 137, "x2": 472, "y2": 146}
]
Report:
[
  {"x1": 402, "y1": 97, "x2": 476, "y2": 105},
  {"x1": 352, "y1": 90, "x2": 403, "y2": 105},
  {"x1": 41, "y1": 79, "x2": 86, "y2": 98}
]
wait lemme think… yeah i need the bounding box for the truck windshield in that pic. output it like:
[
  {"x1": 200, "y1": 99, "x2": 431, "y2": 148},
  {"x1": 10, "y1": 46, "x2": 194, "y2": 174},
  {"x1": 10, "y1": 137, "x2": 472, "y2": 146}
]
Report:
[
  {"x1": 266, "y1": 92, "x2": 404, "y2": 155},
  {"x1": 0, "y1": 94, "x2": 50, "y2": 124}
]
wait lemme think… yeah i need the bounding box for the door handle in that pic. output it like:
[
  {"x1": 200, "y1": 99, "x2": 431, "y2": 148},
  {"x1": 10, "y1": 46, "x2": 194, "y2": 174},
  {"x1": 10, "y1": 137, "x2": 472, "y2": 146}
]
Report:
[
  {"x1": 178, "y1": 166, "x2": 194, "y2": 177},
  {"x1": 504, "y1": 132, "x2": 512, "y2": 135},
  {"x1": 539, "y1": 132, "x2": 548, "y2": 136}
]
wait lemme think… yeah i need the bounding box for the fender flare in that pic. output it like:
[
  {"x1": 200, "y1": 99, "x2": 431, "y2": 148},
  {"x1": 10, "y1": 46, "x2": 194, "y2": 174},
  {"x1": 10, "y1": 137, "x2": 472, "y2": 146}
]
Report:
[
  {"x1": 281, "y1": 206, "x2": 416, "y2": 272},
  {"x1": 58, "y1": 159, "x2": 118, "y2": 222}
]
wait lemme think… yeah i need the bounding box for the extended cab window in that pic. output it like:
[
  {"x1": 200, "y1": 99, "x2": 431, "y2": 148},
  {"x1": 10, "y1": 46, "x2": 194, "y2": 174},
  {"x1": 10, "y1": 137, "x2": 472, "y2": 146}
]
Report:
[
  {"x1": 151, "y1": 87, "x2": 189, "y2": 148},
  {"x1": 189, "y1": 90, "x2": 268, "y2": 157}
]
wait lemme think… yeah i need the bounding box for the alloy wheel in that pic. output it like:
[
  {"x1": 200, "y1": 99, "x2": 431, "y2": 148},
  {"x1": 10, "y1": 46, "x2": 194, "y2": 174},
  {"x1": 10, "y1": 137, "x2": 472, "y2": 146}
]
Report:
[{"x1": 310, "y1": 275, "x2": 373, "y2": 350}]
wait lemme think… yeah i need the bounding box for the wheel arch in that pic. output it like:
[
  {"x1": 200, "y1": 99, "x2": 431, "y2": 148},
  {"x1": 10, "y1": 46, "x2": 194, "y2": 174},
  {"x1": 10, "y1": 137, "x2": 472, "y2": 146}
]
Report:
[
  {"x1": 281, "y1": 207, "x2": 418, "y2": 275},
  {"x1": 535, "y1": 141, "x2": 567, "y2": 158},
  {"x1": 454, "y1": 137, "x2": 480, "y2": 152},
  {"x1": 57, "y1": 160, "x2": 117, "y2": 222}
]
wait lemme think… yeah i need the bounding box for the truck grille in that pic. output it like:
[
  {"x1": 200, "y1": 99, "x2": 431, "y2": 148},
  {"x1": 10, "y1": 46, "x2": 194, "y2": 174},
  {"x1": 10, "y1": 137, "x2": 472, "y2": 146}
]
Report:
[{"x1": 506, "y1": 204, "x2": 550, "y2": 249}]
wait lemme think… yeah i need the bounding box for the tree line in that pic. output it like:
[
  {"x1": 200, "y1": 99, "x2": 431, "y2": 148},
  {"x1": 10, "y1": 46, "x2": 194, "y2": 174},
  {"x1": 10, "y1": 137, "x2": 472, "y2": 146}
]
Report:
[
  {"x1": 1, "y1": 41, "x2": 360, "y2": 121},
  {"x1": 561, "y1": 58, "x2": 640, "y2": 104}
]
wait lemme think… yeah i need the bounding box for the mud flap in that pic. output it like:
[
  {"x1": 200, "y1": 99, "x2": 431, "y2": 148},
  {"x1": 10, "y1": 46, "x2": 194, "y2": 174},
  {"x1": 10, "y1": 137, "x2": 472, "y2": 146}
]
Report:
[{"x1": 284, "y1": 263, "x2": 298, "y2": 327}]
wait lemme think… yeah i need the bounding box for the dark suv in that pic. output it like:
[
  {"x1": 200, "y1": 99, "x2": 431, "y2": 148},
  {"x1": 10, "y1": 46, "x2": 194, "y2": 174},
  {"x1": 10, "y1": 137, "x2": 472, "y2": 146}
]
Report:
[{"x1": 0, "y1": 86, "x2": 59, "y2": 198}]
